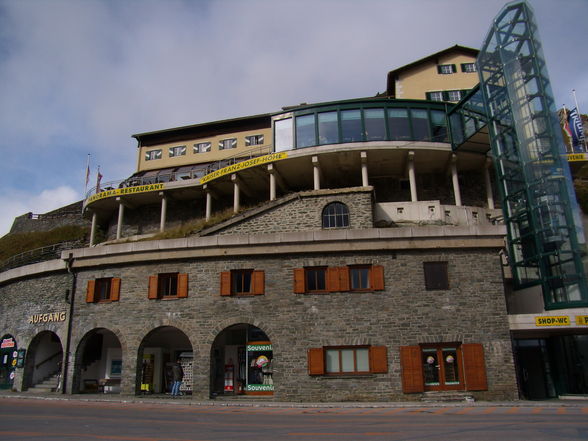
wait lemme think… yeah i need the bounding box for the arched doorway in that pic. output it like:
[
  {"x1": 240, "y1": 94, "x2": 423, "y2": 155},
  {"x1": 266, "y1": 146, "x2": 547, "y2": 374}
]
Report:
[
  {"x1": 75, "y1": 328, "x2": 122, "y2": 394},
  {"x1": 210, "y1": 324, "x2": 273, "y2": 397},
  {"x1": 24, "y1": 331, "x2": 63, "y2": 392},
  {"x1": 137, "y1": 326, "x2": 192, "y2": 395},
  {"x1": 0, "y1": 335, "x2": 18, "y2": 390}
]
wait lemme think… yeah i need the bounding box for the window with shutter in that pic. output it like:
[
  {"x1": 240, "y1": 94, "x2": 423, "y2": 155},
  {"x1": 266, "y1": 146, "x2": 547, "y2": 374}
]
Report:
[
  {"x1": 86, "y1": 280, "x2": 96, "y2": 303},
  {"x1": 309, "y1": 345, "x2": 388, "y2": 376},
  {"x1": 87, "y1": 278, "x2": 120, "y2": 303},
  {"x1": 147, "y1": 273, "x2": 187, "y2": 299},
  {"x1": 220, "y1": 270, "x2": 265, "y2": 296}
]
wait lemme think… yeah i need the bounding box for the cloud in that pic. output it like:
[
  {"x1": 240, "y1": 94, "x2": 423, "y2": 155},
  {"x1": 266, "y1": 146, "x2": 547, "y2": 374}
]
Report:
[{"x1": 0, "y1": 186, "x2": 80, "y2": 237}]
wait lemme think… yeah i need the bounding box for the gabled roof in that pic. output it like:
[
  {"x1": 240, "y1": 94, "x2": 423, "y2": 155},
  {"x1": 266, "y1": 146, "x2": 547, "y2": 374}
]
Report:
[{"x1": 385, "y1": 45, "x2": 479, "y2": 97}]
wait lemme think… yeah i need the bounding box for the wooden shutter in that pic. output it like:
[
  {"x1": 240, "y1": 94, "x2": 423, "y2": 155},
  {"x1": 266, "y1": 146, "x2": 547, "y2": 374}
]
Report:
[
  {"x1": 451, "y1": 64, "x2": 457, "y2": 73},
  {"x1": 462, "y1": 343, "x2": 488, "y2": 391},
  {"x1": 293, "y1": 268, "x2": 305, "y2": 293},
  {"x1": 369, "y1": 346, "x2": 388, "y2": 373},
  {"x1": 400, "y1": 345, "x2": 424, "y2": 393},
  {"x1": 86, "y1": 280, "x2": 96, "y2": 303},
  {"x1": 110, "y1": 278, "x2": 121, "y2": 302},
  {"x1": 307, "y1": 348, "x2": 325, "y2": 375},
  {"x1": 327, "y1": 267, "x2": 340, "y2": 292},
  {"x1": 370, "y1": 265, "x2": 385, "y2": 291},
  {"x1": 252, "y1": 270, "x2": 265, "y2": 295},
  {"x1": 220, "y1": 271, "x2": 231, "y2": 296},
  {"x1": 177, "y1": 273, "x2": 188, "y2": 298},
  {"x1": 148, "y1": 275, "x2": 158, "y2": 299},
  {"x1": 339, "y1": 267, "x2": 350, "y2": 291}
]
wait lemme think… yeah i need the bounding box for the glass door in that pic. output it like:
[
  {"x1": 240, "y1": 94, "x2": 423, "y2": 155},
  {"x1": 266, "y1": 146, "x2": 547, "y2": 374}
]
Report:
[{"x1": 421, "y1": 345, "x2": 463, "y2": 391}]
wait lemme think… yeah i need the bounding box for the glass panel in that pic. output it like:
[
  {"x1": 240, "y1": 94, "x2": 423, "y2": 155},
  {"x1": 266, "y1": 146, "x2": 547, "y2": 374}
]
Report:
[
  {"x1": 430, "y1": 110, "x2": 448, "y2": 142},
  {"x1": 364, "y1": 109, "x2": 386, "y2": 141},
  {"x1": 411, "y1": 109, "x2": 430, "y2": 141},
  {"x1": 341, "y1": 110, "x2": 362, "y2": 143},
  {"x1": 388, "y1": 109, "x2": 411, "y2": 140},
  {"x1": 295, "y1": 114, "x2": 316, "y2": 148},
  {"x1": 350, "y1": 267, "x2": 369, "y2": 290},
  {"x1": 325, "y1": 350, "x2": 339, "y2": 373},
  {"x1": 422, "y1": 348, "x2": 440, "y2": 385},
  {"x1": 318, "y1": 111, "x2": 339, "y2": 145},
  {"x1": 275, "y1": 118, "x2": 293, "y2": 152},
  {"x1": 306, "y1": 268, "x2": 326, "y2": 291},
  {"x1": 442, "y1": 348, "x2": 459, "y2": 385},
  {"x1": 341, "y1": 349, "x2": 354, "y2": 372},
  {"x1": 356, "y1": 348, "x2": 369, "y2": 372}
]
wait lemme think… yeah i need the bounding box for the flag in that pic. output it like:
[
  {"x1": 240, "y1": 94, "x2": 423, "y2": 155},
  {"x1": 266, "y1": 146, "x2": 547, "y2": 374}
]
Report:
[
  {"x1": 85, "y1": 163, "x2": 90, "y2": 187},
  {"x1": 568, "y1": 107, "x2": 586, "y2": 152},
  {"x1": 96, "y1": 167, "x2": 103, "y2": 193}
]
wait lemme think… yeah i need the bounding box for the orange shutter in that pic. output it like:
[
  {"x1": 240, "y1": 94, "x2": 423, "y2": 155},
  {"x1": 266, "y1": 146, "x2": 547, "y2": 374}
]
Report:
[
  {"x1": 252, "y1": 270, "x2": 265, "y2": 295},
  {"x1": 177, "y1": 273, "x2": 188, "y2": 298},
  {"x1": 370, "y1": 265, "x2": 385, "y2": 291},
  {"x1": 307, "y1": 348, "x2": 325, "y2": 375},
  {"x1": 293, "y1": 268, "x2": 305, "y2": 293},
  {"x1": 462, "y1": 343, "x2": 488, "y2": 391},
  {"x1": 148, "y1": 275, "x2": 158, "y2": 299},
  {"x1": 110, "y1": 278, "x2": 121, "y2": 302},
  {"x1": 339, "y1": 267, "x2": 350, "y2": 291},
  {"x1": 86, "y1": 280, "x2": 96, "y2": 303},
  {"x1": 327, "y1": 267, "x2": 340, "y2": 292},
  {"x1": 220, "y1": 271, "x2": 232, "y2": 296},
  {"x1": 369, "y1": 346, "x2": 388, "y2": 373},
  {"x1": 400, "y1": 345, "x2": 424, "y2": 393}
]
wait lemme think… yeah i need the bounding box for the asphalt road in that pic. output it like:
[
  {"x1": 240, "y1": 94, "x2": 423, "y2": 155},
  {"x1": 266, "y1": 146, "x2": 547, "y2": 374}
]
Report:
[{"x1": 0, "y1": 397, "x2": 587, "y2": 441}]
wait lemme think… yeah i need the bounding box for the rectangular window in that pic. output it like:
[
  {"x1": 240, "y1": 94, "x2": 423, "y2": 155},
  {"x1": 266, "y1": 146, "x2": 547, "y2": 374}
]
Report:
[
  {"x1": 437, "y1": 64, "x2": 456, "y2": 74},
  {"x1": 349, "y1": 266, "x2": 370, "y2": 291},
  {"x1": 446, "y1": 90, "x2": 462, "y2": 102},
  {"x1": 426, "y1": 91, "x2": 444, "y2": 102},
  {"x1": 145, "y1": 149, "x2": 162, "y2": 161},
  {"x1": 388, "y1": 108, "x2": 411, "y2": 141},
  {"x1": 168, "y1": 145, "x2": 186, "y2": 157},
  {"x1": 194, "y1": 142, "x2": 211, "y2": 153},
  {"x1": 96, "y1": 278, "x2": 112, "y2": 301},
  {"x1": 318, "y1": 111, "x2": 339, "y2": 145},
  {"x1": 295, "y1": 114, "x2": 316, "y2": 148},
  {"x1": 148, "y1": 273, "x2": 188, "y2": 299},
  {"x1": 245, "y1": 134, "x2": 264, "y2": 146},
  {"x1": 423, "y1": 262, "x2": 449, "y2": 290},
  {"x1": 220, "y1": 270, "x2": 265, "y2": 296},
  {"x1": 294, "y1": 265, "x2": 384, "y2": 294},
  {"x1": 86, "y1": 278, "x2": 121, "y2": 303},
  {"x1": 461, "y1": 63, "x2": 477, "y2": 73},
  {"x1": 232, "y1": 269, "x2": 253, "y2": 294},
  {"x1": 274, "y1": 118, "x2": 293, "y2": 152},
  {"x1": 340, "y1": 109, "x2": 362, "y2": 143},
  {"x1": 430, "y1": 110, "x2": 448, "y2": 142},
  {"x1": 219, "y1": 138, "x2": 237, "y2": 150},
  {"x1": 308, "y1": 346, "x2": 387, "y2": 376},
  {"x1": 364, "y1": 108, "x2": 386, "y2": 141},
  {"x1": 411, "y1": 109, "x2": 430, "y2": 141},
  {"x1": 306, "y1": 267, "x2": 327, "y2": 292}
]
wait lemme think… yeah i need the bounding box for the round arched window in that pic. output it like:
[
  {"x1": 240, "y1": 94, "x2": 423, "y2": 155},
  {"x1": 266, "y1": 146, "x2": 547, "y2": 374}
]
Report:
[{"x1": 322, "y1": 202, "x2": 350, "y2": 228}]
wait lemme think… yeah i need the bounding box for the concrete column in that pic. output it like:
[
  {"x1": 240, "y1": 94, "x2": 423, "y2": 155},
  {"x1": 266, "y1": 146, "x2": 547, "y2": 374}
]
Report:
[
  {"x1": 204, "y1": 186, "x2": 212, "y2": 222},
  {"x1": 116, "y1": 198, "x2": 125, "y2": 240},
  {"x1": 159, "y1": 192, "x2": 167, "y2": 232},
  {"x1": 268, "y1": 166, "x2": 277, "y2": 201},
  {"x1": 312, "y1": 156, "x2": 320, "y2": 190},
  {"x1": 360, "y1": 151, "x2": 369, "y2": 187},
  {"x1": 484, "y1": 158, "x2": 495, "y2": 210},
  {"x1": 89, "y1": 212, "x2": 97, "y2": 247},
  {"x1": 232, "y1": 174, "x2": 240, "y2": 213},
  {"x1": 451, "y1": 154, "x2": 462, "y2": 207},
  {"x1": 407, "y1": 151, "x2": 417, "y2": 202}
]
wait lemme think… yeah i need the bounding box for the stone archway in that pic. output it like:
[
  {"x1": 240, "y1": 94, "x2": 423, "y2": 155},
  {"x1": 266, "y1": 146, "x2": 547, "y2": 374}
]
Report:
[{"x1": 23, "y1": 331, "x2": 63, "y2": 391}]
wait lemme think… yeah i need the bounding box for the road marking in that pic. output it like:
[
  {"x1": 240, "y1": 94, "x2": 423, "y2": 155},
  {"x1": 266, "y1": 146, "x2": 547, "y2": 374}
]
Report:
[
  {"x1": 531, "y1": 407, "x2": 544, "y2": 414},
  {"x1": 506, "y1": 407, "x2": 519, "y2": 414},
  {"x1": 556, "y1": 407, "x2": 567, "y2": 415},
  {"x1": 480, "y1": 407, "x2": 497, "y2": 414},
  {"x1": 454, "y1": 407, "x2": 474, "y2": 414}
]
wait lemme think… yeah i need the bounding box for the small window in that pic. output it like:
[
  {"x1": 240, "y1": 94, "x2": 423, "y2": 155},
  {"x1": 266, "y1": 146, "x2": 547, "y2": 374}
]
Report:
[
  {"x1": 219, "y1": 138, "x2": 237, "y2": 150},
  {"x1": 148, "y1": 273, "x2": 188, "y2": 299},
  {"x1": 306, "y1": 267, "x2": 327, "y2": 292},
  {"x1": 220, "y1": 270, "x2": 265, "y2": 296},
  {"x1": 322, "y1": 202, "x2": 350, "y2": 228},
  {"x1": 168, "y1": 145, "x2": 186, "y2": 157},
  {"x1": 245, "y1": 134, "x2": 264, "y2": 146},
  {"x1": 308, "y1": 345, "x2": 388, "y2": 376},
  {"x1": 423, "y1": 262, "x2": 449, "y2": 290},
  {"x1": 194, "y1": 142, "x2": 211, "y2": 153},
  {"x1": 426, "y1": 91, "x2": 444, "y2": 102},
  {"x1": 349, "y1": 266, "x2": 370, "y2": 291},
  {"x1": 96, "y1": 278, "x2": 112, "y2": 301},
  {"x1": 86, "y1": 278, "x2": 121, "y2": 303},
  {"x1": 461, "y1": 63, "x2": 477, "y2": 73},
  {"x1": 294, "y1": 265, "x2": 384, "y2": 294},
  {"x1": 145, "y1": 149, "x2": 162, "y2": 161},
  {"x1": 437, "y1": 64, "x2": 456, "y2": 74},
  {"x1": 446, "y1": 90, "x2": 463, "y2": 102},
  {"x1": 233, "y1": 269, "x2": 253, "y2": 294}
]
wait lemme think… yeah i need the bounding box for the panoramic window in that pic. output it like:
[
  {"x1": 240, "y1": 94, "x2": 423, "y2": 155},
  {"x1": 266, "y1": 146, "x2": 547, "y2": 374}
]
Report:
[
  {"x1": 461, "y1": 63, "x2": 477, "y2": 73},
  {"x1": 340, "y1": 109, "x2": 362, "y2": 143},
  {"x1": 388, "y1": 109, "x2": 411, "y2": 141},
  {"x1": 295, "y1": 114, "x2": 316, "y2": 148},
  {"x1": 364, "y1": 108, "x2": 386, "y2": 141},
  {"x1": 219, "y1": 138, "x2": 237, "y2": 150},
  {"x1": 194, "y1": 142, "x2": 211, "y2": 153},
  {"x1": 145, "y1": 149, "x2": 162, "y2": 161},
  {"x1": 423, "y1": 262, "x2": 449, "y2": 290},
  {"x1": 318, "y1": 111, "x2": 338, "y2": 145},
  {"x1": 438, "y1": 64, "x2": 456, "y2": 74},
  {"x1": 245, "y1": 134, "x2": 264, "y2": 146},
  {"x1": 411, "y1": 109, "x2": 430, "y2": 141},
  {"x1": 322, "y1": 202, "x2": 350, "y2": 228},
  {"x1": 430, "y1": 110, "x2": 448, "y2": 142},
  {"x1": 168, "y1": 145, "x2": 186, "y2": 157},
  {"x1": 274, "y1": 118, "x2": 293, "y2": 152}
]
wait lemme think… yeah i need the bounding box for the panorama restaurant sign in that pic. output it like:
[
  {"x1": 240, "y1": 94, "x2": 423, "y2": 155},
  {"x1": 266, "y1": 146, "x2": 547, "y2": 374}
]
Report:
[{"x1": 87, "y1": 183, "x2": 165, "y2": 204}]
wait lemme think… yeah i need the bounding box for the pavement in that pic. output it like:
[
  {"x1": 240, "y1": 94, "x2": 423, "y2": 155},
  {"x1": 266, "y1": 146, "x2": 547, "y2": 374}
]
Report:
[{"x1": 1, "y1": 390, "x2": 588, "y2": 408}]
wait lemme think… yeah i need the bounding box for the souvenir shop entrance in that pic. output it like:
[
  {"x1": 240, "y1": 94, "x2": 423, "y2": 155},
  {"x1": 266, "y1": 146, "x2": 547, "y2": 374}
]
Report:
[{"x1": 210, "y1": 324, "x2": 273, "y2": 397}]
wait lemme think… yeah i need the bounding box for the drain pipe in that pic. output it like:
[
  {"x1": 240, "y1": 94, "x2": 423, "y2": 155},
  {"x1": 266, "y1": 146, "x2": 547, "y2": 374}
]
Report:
[{"x1": 63, "y1": 253, "x2": 77, "y2": 394}]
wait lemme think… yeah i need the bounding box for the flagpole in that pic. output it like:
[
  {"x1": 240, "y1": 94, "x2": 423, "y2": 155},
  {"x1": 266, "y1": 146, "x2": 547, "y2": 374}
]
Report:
[
  {"x1": 84, "y1": 154, "x2": 90, "y2": 197},
  {"x1": 572, "y1": 89, "x2": 588, "y2": 151}
]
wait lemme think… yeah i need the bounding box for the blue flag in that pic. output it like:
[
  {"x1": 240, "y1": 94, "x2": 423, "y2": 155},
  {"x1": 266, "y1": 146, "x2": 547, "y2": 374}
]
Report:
[{"x1": 568, "y1": 107, "x2": 586, "y2": 152}]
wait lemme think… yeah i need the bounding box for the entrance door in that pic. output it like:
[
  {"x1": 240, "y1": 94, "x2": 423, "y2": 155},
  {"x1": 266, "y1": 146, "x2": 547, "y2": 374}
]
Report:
[{"x1": 422, "y1": 345, "x2": 463, "y2": 391}]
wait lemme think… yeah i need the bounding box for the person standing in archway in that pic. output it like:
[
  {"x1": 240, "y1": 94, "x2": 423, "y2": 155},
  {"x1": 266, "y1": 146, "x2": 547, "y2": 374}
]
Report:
[{"x1": 171, "y1": 358, "x2": 184, "y2": 397}]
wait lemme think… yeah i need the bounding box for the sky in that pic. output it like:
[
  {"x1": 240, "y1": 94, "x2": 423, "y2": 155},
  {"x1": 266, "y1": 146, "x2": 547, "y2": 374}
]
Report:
[{"x1": 0, "y1": 0, "x2": 587, "y2": 236}]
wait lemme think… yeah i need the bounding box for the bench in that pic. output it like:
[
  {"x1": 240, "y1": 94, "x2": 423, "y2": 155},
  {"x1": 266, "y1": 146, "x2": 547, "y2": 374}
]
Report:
[{"x1": 98, "y1": 378, "x2": 121, "y2": 393}]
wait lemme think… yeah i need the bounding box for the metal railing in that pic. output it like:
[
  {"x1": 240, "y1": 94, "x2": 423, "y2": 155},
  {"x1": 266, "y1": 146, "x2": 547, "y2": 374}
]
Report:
[{"x1": 1, "y1": 240, "x2": 84, "y2": 271}]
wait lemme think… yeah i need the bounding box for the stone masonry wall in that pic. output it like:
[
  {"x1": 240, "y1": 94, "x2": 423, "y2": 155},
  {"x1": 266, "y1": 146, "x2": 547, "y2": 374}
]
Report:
[{"x1": 9, "y1": 201, "x2": 89, "y2": 235}]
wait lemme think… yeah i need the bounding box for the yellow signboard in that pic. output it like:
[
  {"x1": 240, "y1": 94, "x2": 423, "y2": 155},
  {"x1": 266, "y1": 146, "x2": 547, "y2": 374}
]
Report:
[
  {"x1": 576, "y1": 315, "x2": 588, "y2": 326},
  {"x1": 566, "y1": 153, "x2": 588, "y2": 162},
  {"x1": 87, "y1": 183, "x2": 165, "y2": 204},
  {"x1": 200, "y1": 152, "x2": 288, "y2": 184},
  {"x1": 535, "y1": 316, "x2": 570, "y2": 326}
]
